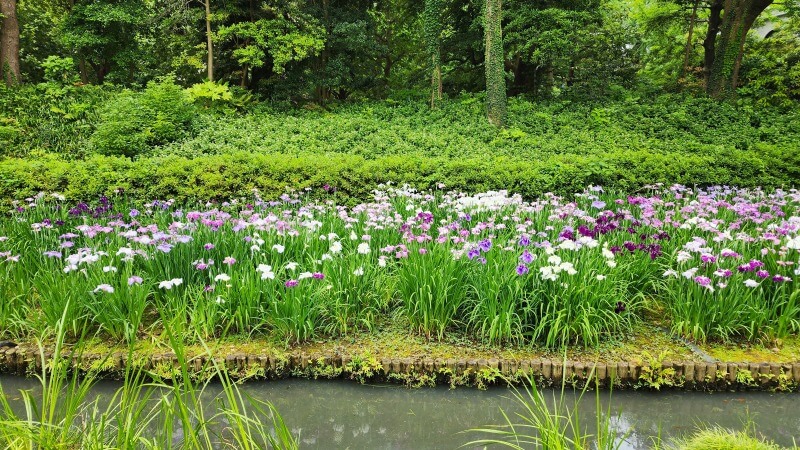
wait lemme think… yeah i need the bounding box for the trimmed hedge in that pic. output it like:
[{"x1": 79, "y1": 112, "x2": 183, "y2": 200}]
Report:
[{"x1": 2, "y1": 145, "x2": 798, "y2": 206}]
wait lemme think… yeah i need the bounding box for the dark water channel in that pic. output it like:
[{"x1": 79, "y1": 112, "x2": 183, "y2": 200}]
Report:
[{"x1": 1, "y1": 375, "x2": 798, "y2": 449}]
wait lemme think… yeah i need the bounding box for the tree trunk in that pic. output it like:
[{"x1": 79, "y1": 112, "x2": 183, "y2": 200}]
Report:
[
  {"x1": 431, "y1": 55, "x2": 442, "y2": 108},
  {"x1": 706, "y1": 0, "x2": 773, "y2": 99},
  {"x1": 424, "y1": 0, "x2": 443, "y2": 108},
  {"x1": 205, "y1": 0, "x2": 214, "y2": 81},
  {"x1": 703, "y1": 0, "x2": 723, "y2": 87},
  {"x1": 315, "y1": 0, "x2": 331, "y2": 103},
  {"x1": 680, "y1": 0, "x2": 700, "y2": 80},
  {"x1": 0, "y1": 0, "x2": 21, "y2": 86},
  {"x1": 383, "y1": 55, "x2": 392, "y2": 80},
  {"x1": 78, "y1": 58, "x2": 88, "y2": 84},
  {"x1": 485, "y1": 0, "x2": 506, "y2": 128},
  {"x1": 567, "y1": 63, "x2": 575, "y2": 87}
]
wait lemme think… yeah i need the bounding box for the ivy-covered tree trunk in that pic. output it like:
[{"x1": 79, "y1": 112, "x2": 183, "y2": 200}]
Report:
[
  {"x1": 702, "y1": 0, "x2": 723, "y2": 87},
  {"x1": 706, "y1": 0, "x2": 773, "y2": 99},
  {"x1": 204, "y1": 0, "x2": 214, "y2": 81},
  {"x1": 0, "y1": 0, "x2": 21, "y2": 86},
  {"x1": 484, "y1": 0, "x2": 506, "y2": 128},
  {"x1": 424, "y1": 0, "x2": 443, "y2": 108},
  {"x1": 679, "y1": 0, "x2": 700, "y2": 79}
]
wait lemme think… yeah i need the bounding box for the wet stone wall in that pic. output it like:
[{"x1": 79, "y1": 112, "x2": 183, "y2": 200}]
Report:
[{"x1": 1, "y1": 345, "x2": 798, "y2": 391}]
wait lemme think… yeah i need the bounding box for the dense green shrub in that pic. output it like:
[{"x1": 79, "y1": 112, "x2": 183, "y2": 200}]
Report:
[
  {"x1": 0, "y1": 83, "x2": 111, "y2": 158},
  {"x1": 91, "y1": 78, "x2": 196, "y2": 157},
  {"x1": 1, "y1": 87, "x2": 799, "y2": 162},
  {"x1": 1, "y1": 146, "x2": 797, "y2": 207},
  {"x1": 155, "y1": 95, "x2": 800, "y2": 161}
]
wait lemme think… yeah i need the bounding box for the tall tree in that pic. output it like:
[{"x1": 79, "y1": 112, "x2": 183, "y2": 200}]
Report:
[
  {"x1": 706, "y1": 0, "x2": 773, "y2": 98},
  {"x1": 60, "y1": 0, "x2": 149, "y2": 84},
  {"x1": 424, "y1": 0, "x2": 443, "y2": 107},
  {"x1": 216, "y1": 1, "x2": 324, "y2": 88},
  {"x1": 204, "y1": 0, "x2": 213, "y2": 81},
  {"x1": 485, "y1": 0, "x2": 506, "y2": 127},
  {"x1": 0, "y1": 0, "x2": 21, "y2": 85},
  {"x1": 702, "y1": 0, "x2": 724, "y2": 87},
  {"x1": 679, "y1": 0, "x2": 700, "y2": 79}
]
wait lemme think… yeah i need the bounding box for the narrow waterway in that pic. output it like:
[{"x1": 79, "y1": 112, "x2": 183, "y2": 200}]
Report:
[{"x1": 1, "y1": 376, "x2": 798, "y2": 448}]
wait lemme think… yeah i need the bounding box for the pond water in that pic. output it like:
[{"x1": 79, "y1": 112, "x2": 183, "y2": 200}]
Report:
[{"x1": 1, "y1": 375, "x2": 798, "y2": 448}]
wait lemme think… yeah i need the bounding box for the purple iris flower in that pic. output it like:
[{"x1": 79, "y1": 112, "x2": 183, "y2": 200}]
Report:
[
  {"x1": 694, "y1": 276, "x2": 712, "y2": 287},
  {"x1": 701, "y1": 254, "x2": 717, "y2": 264},
  {"x1": 520, "y1": 250, "x2": 534, "y2": 264}
]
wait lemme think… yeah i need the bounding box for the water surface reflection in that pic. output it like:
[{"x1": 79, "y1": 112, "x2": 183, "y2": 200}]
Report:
[{"x1": 1, "y1": 376, "x2": 798, "y2": 448}]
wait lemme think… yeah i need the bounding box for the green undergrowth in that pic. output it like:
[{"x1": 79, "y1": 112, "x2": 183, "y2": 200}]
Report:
[
  {"x1": 701, "y1": 336, "x2": 800, "y2": 364},
  {"x1": 2, "y1": 145, "x2": 798, "y2": 207},
  {"x1": 0, "y1": 310, "x2": 300, "y2": 449},
  {"x1": 13, "y1": 321, "x2": 791, "y2": 391},
  {"x1": 12, "y1": 319, "x2": 800, "y2": 390},
  {"x1": 667, "y1": 426, "x2": 795, "y2": 450},
  {"x1": 1, "y1": 90, "x2": 799, "y2": 206},
  {"x1": 59, "y1": 320, "x2": 697, "y2": 369},
  {"x1": 0, "y1": 321, "x2": 715, "y2": 390}
]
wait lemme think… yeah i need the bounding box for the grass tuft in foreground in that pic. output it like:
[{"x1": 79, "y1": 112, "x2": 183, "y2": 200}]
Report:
[{"x1": 0, "y1": 311, "x2": 298, "y2": 449}]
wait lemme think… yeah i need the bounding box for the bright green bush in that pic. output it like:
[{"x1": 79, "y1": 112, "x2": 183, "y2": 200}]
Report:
[
  {"x1": 672, "y1": 426, "x2": 786, "y2": 450},
  {"x1": 154, "y1": 94, "x2": 800, "y2": 161},
  {"x1": 0, "y1": 83, "x2": 110, "y2": 158},
  {"x1": 1, "y1": 145, "x2": 797, "y2": 207},
  {"x1": 91, "y1": 77, "x2": 196, "y2": 157},
  {"x1": 1, "y1": 87, "x2": 799, "y2": 164}
]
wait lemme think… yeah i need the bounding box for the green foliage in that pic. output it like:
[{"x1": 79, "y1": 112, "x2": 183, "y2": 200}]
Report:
[
  {"x1": 396, "y1": 244, "x2": 471, "y2": 339},
  {"x1": 0, "y1": 82, "x2": 110, "y2": 158},
  {"x1": 1, "y1": 136, "x2": 798, "y2": 208},
  {"x1": 216, "y1": 4, "x2": 325, "y2": 75},
  {"x1": 671, "y1": 425, "x2": 787, "y2": 450},
  {"x1": 186, "y1": 80, "x2": 234, "y2": 109},
  {"x1": 466, "y1": 374, "x2": 629, "y2": 449},
  {"x1": 738, "y1": 11, "x2": 800, "y2": 107},
  {"x1": 91, "y1": 77, "x2": 196, "y2": 157},
  {"x1": 504, "y1": 0, "x2": 639, "y2": 97},
  {"x1": 0, "y1": 321, "x2": 300, "y2": 449},
  {"x1": 630, "y1": 0, "x2": 692, "y2": 88},
  {"x1": 4, "y1": 0, "x2": 799, "y2": 105},
  {"x1": 484, "y1": 0, "x2": 507, "y2": 127},
  {"x1": 424, "y1": 0, "x2": 444, "y2": 104},
  {"x1": 59, "y1": 0, "x2": 151, "y2": 84},
  {"x1": 40, "y1": 56, "x2": 77, "y2": 84}
]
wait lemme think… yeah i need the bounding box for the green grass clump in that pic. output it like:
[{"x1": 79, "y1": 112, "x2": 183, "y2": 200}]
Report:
[
  {"x1": 671, "y1": 426, "x2": 790, "y2": 450},
  {"x1": 0, "y1": 313, "x2": 299, "y2": 449}
]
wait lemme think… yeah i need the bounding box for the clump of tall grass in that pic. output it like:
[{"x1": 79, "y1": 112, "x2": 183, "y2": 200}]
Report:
[
  {"x1": 0, "y1": 309, "x2": 299, "y2": 449},
  {"x1": 464, "y1": 370, "x2": 628, "y2": 450},
  {"x1": 665, "y1": 424, "x2": 796, "y2": 450}
]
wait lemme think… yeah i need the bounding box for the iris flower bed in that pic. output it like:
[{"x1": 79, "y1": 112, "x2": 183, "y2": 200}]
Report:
[{"x1": 1, "y1": 184, "x2": 798, "y2": 347}]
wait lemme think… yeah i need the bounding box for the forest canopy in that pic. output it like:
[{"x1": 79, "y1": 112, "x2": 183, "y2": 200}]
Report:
[{"x1": 0, "y1": 0, "x2": 796, "y2": 107}]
